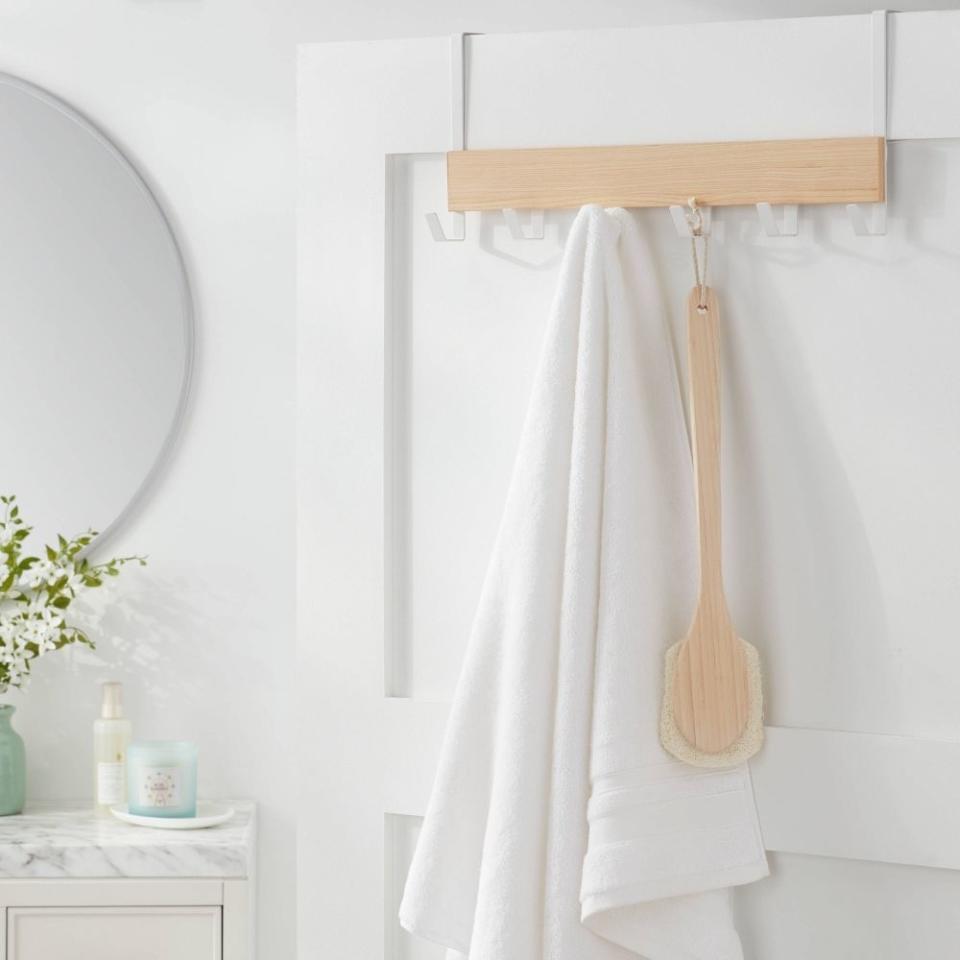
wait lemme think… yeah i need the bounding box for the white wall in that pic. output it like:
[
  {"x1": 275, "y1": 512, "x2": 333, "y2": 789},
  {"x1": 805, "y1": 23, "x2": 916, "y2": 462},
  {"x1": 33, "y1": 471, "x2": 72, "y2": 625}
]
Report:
[
  {"x1": 1, "y1": 2, "x2": 956, "y2": 960},
  {"x1": 0, "y1": 4, "x2": 299, "y2": 959}
]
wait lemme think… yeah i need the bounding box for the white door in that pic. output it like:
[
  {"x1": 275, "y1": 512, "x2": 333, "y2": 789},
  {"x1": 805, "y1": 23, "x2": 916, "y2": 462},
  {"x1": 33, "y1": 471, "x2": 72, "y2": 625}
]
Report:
[{"x1": 298, "y1": 15, "x2": 960, "y2": 959}]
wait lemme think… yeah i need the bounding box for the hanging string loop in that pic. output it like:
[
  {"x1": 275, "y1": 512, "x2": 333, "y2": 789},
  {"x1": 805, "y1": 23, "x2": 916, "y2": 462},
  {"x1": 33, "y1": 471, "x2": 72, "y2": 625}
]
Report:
[{"x1": 684, "y1": 197, "x2": 709, "y2": 311}]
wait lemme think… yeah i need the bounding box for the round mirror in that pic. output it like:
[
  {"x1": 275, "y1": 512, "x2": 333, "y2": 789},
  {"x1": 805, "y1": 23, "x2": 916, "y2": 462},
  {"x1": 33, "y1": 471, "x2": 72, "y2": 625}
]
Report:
[{"x1": 0, "y1": 75, "x2": 193, "y2": 546}]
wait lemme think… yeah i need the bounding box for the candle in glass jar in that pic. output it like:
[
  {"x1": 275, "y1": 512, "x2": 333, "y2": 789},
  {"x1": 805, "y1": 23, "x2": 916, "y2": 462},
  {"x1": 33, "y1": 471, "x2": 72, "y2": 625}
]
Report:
[{"x1": 126, "y1": 741, "x2": 198, "y2": 817}]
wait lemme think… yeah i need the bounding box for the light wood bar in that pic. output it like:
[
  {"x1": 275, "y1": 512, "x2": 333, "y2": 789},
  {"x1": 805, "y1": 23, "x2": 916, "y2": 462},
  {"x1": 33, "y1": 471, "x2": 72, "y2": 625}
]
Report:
[{"x1": 447, "y1": 136, "x2": 885, "y2": 211}]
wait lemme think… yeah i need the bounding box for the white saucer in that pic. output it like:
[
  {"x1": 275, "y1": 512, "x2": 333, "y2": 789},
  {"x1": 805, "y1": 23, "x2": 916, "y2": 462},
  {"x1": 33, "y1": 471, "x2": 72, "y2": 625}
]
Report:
[{"x1": 110, "y1": 803, "x2": 235, "y2": 830}]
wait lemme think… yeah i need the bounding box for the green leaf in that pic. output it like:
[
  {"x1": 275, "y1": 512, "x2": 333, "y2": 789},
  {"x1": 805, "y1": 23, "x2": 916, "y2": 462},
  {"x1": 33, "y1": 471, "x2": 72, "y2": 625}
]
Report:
[{"x1": 45, "y1": 545, "x2": 56, "y2": 561}]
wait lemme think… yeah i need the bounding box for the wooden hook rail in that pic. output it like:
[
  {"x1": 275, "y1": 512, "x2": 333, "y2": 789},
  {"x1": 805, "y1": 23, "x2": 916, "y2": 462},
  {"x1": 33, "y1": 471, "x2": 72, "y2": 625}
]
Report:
[{"x1": 446, "y1": 136, "x2": 885, "y2": 212}]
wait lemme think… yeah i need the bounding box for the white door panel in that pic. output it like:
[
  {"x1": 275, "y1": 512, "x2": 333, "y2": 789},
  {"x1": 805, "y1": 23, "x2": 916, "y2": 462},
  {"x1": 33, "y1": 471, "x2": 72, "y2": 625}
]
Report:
[
  {"x1": 735, "y1": 854, "x2": 960, "y2": 959},
  {"x1": 384, "y1": 700, "x2": 960, "y2": 872},
  {"x1": 385, "y1": 817, "x2": 446, "y2": 960},
  {"x1": 299, "y1": 19, "x2": 960, "y2": 959}
]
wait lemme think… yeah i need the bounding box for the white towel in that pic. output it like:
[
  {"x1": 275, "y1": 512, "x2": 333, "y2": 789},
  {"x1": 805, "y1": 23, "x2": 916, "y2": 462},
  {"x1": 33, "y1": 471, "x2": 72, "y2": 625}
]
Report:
[{"x1": 399, "y1": 206, "x2": 768, "y2": 960}]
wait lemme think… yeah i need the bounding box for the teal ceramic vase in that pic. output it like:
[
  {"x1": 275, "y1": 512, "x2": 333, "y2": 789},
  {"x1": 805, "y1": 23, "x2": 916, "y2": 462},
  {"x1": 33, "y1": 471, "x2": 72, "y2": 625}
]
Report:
[{"x1": 0, "y1": 706, "x2": 25, "y2": 815}]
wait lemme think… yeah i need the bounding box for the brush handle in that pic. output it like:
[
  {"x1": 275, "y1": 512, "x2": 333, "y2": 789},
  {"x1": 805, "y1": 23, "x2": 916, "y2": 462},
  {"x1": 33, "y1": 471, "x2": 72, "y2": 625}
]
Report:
[
  {"x1": 664, "y1": 286, "x2": 756, "y2": 761},
  {"x1": 688, "y1": 286, "x2": 726, "y2": 608}
]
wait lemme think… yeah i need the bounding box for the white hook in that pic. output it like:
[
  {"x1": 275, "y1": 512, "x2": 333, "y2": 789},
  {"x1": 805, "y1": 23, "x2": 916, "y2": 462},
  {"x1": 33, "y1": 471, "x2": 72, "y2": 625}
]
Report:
[
  {"x1": 425, "y1": 211, "x2": 465, "y2": 242},
  {"x1": 669, "y1": 203, "x2": 711, "y2": 238},
  {"x1": 846, "y1": 202, "x2": 887, "y2": 237},
  {"x1": 756, "y1": 202, "x2": 799, "y2": 237},
  {"x1": 503, "y1": 208, "x2": 545, "y2": 240}
]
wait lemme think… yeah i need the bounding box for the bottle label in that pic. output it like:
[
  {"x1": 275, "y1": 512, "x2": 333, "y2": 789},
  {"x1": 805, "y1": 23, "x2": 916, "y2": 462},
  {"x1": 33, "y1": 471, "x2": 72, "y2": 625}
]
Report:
[
  {"x1": 137, "y1": 766, "x2": 181, "y2": 808},
  {"x1": 96, "y1": 762, "x2": 125, "y2": 806}
]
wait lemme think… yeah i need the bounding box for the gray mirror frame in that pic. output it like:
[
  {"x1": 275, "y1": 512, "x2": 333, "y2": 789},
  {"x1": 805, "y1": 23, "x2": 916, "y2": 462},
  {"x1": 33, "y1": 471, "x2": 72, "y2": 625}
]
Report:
[{"x1": 0, "y1": 72, "x2": 196, "y2": 549}]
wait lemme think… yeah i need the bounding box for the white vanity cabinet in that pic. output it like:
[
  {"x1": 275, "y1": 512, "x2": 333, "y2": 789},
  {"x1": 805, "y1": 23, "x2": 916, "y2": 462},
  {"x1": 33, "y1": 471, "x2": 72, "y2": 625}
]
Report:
[
  {"x1": 7, "y1": 903, "x2": 222, "y2": 960},
  {"x1": 0, "y1": 803, "x2": 255, "y2": 960}
]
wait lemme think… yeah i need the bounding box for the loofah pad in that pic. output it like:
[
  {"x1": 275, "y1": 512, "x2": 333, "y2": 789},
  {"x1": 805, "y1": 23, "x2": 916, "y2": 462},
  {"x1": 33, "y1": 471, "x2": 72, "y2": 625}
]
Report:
[{"x1": 659, "y1": 640, "x2": 764, "y2": 768}]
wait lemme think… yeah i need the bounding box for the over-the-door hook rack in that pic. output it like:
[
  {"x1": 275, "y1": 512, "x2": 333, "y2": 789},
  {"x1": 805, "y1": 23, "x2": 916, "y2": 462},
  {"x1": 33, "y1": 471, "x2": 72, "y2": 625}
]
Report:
[
  {"x1": 445, "y1": 137, "x2": 885, "y2": 214},
  {"x1": 432, "y1": 13, "x2": 889, "y2": 240}
]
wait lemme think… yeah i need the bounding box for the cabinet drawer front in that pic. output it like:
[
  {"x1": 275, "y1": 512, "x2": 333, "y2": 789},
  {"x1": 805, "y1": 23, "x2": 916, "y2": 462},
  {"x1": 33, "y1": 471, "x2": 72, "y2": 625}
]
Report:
[{"x1": 8, "y1": 906, "x2": 221, "y2": 960}]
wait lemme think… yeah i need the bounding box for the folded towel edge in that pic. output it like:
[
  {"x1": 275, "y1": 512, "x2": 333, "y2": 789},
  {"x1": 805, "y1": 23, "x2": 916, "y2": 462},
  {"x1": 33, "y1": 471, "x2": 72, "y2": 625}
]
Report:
[{"x1": 581, "y1": 859, "x2": 771, "y2": 921}]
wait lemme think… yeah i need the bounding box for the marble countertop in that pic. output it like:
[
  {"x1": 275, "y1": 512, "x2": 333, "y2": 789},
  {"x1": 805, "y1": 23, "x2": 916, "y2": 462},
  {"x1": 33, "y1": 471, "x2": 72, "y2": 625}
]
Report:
[{"x1": 0, "y1": 801, "x2": 255, "y2": 879}]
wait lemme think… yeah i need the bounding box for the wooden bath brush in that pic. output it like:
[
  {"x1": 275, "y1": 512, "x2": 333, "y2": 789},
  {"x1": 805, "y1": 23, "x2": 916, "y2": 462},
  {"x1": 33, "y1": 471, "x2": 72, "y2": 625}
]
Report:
[{"x1": 660, "y1": 284, "x2": 764, "y2": 767}]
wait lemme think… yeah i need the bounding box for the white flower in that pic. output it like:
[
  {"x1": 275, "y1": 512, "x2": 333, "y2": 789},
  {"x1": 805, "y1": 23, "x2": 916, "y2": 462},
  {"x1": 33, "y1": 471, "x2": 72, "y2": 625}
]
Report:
[
  {"x1": 25, "y1": 559, "x2": 56, "y2": 589},
  {"x1": 0, "y1": 526, "x2": 13, "y2": 548},
  {"x1": 36, "y1": 607, "x2": 63, "y2": 631},
  {"x1": 3, "y1": 650, "x2": 30, "y2": 687},
  {"x1": 47, "y1": 565, "x2": 69, "y2": 587},
  {"x1": 0, "y1": 563, "x2": 8, "y2": 584}
]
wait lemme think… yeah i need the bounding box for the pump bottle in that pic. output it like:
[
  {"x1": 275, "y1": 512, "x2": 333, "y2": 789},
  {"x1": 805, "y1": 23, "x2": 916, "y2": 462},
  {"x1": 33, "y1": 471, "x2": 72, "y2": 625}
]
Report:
[{"x1": 94, "y1": 682, "x2": 132, "y2": 814}]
